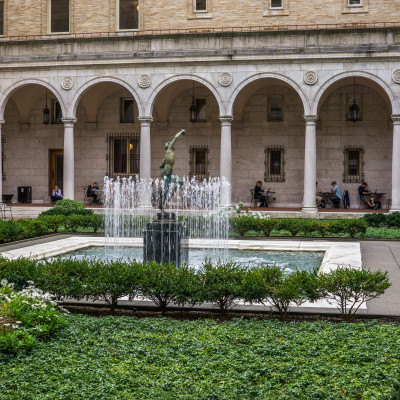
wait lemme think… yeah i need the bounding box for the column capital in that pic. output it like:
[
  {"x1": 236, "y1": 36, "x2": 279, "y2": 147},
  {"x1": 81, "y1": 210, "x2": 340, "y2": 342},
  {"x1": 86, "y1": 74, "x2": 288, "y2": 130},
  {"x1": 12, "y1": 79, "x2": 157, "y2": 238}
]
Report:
[
  {"x1": 219, "y1": 115, "x2": 233, "y2": 125},
  {"x1": 61, "y1": 118, "x2": 76, "y2": 128},
  {"x1": 392, "y1": 115, "x2": 400, "y2": 125},
  {"x1": 304, "y1": 115, "x2": 318, "y2": 126},
  {"x1": 138, "y1": 116, "x2": 153, "y2": 126}
]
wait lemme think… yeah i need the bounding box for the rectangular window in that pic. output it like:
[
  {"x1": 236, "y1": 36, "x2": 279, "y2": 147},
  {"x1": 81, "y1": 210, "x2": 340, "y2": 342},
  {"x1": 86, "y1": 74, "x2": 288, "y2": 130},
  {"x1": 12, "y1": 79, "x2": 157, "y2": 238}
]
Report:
[
  {"x1": 268, "y1": 95, "x2": 283, "y2": 121},
  {"x1": 108, "y1": 133, "x2": 140, "y2": 178},
  {"x1": 196, "y1": 99, "x2": 207, "y2": 122},
  {"x1": 195, "y1": 0, "x2": 207, "y2": 12},
  {"x1": 348, "y1": 0, "x2": 361, "y2": 5},
  {"x1": 119, "y1": 0, "x2": 139, "y2": 30},
  {"x1": 120, "y1": 98, "x2": 135, "y2": 123},
  {"x1": 343, "y1": 147, "x2": 364, "y2": 183},
  {"x1": 51, "y1": 100, "x2": 63, "y2": 124},
  {"x1": 270, "y1": 0, "x2": 283, "y2": 8},
  {"x1": 189, "y1": 146, "x2": 209, "y2": 179},
  {"x1": 50, "y1": 0, "x2": 69, "y2": 33},
  {"x1": 264, "y1": 146, "x2": 285, "y2": 182},
  {"x1": 0, "y1": 1, "x2": 4, "y2": 36}
]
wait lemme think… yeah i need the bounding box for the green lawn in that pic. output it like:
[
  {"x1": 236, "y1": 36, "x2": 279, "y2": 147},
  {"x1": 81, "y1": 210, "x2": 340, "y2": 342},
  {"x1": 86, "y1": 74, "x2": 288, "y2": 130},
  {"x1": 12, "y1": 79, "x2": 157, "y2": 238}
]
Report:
[{"x1": 0, "y1": 315, "x2": 399, "y2": 400}]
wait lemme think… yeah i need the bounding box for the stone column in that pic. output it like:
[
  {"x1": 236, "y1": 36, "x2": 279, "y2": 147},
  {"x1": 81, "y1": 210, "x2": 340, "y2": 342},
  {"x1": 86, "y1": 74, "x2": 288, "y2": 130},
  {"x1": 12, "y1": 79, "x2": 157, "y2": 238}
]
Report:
[
  {"x1": 0, "y1": 120, "x2": 4, "y2": 201},
  {"x1": 62, "y1": 118, "x2": 76, "y2": 200},
  {"x1": 301, "y1": 115, "x2": 319, "y2": 217},
  {"x1": 219, "y1": 116, "x2": 233, "y2": 207},
  {"x1": 138, "y1": 117, "x2": 153, "y2": 208},
  {"x1": 391, "y1": 115, "x2": 400, "y2": 212}
]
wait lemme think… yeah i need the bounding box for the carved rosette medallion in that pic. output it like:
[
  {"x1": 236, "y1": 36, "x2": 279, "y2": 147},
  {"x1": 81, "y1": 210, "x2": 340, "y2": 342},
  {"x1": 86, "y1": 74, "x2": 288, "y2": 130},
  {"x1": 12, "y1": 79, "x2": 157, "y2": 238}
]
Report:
[
  {"x1": 219, "y1": 73, "x2": 232, "y2": 87},
  {"x1": 393, "y1": 70, "x2": 400, "y2": 84},
  {"x1": 138, "y1": 74, "x2": 151, "y2": 88},
  {"x1": 61, "y1": 77, "x2": 74, "y2": 90},
  {"x1": 304, "y1": 71, "x2": 318, "y2": 85}
]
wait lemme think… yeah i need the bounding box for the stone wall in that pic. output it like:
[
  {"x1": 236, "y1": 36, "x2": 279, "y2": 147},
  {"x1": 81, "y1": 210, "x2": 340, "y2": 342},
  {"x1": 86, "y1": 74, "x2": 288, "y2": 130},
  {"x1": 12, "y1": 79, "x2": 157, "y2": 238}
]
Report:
[{"x1": 1, "y1": 0, "x2": 400, "y2": 37}]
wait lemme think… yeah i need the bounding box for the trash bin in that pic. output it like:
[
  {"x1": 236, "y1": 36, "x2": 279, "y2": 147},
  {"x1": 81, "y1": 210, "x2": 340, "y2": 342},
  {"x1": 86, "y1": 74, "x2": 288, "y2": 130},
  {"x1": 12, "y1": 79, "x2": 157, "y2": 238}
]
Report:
[{"x1": 17, "y1": 186, "x2": 32, "y2": 203}]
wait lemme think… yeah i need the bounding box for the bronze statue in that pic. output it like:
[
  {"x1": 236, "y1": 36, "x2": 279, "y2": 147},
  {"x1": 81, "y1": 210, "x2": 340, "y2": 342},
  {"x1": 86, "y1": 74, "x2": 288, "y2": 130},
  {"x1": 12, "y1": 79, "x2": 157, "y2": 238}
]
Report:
[{"x1": 159, "y1": 129, "x2": 186, "y2": 211}]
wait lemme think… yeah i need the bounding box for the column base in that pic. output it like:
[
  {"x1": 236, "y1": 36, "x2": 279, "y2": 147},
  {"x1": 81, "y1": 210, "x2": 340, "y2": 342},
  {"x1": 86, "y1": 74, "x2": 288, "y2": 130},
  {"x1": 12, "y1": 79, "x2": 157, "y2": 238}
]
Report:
[
  {"x1": 389, "y1": 207, "x2": 400, "y2": 214},
  {"x1": 301, "y1": 206, "x2": 319, "y2": 218}
]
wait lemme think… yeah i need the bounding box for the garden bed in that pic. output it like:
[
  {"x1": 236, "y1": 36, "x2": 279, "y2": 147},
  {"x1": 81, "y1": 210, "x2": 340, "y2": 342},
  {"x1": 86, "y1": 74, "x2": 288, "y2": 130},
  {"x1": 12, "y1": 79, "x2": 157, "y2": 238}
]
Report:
[{"x1": 0, "y1": 313, "x2": 399, "y2": 400}]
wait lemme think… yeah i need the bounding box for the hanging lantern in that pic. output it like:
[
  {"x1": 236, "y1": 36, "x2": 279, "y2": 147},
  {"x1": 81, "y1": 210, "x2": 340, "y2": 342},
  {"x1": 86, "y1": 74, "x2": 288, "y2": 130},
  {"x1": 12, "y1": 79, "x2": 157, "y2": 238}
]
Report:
[
  {"x1": 43, "y1": 89, "x2": 50, "y2": 125},
  {"x1": 189, "y1": 81, "x2": 197, "y2": 123},
  {"x1": 349, "y1": 77, "x2": 360, "y2": 123}
]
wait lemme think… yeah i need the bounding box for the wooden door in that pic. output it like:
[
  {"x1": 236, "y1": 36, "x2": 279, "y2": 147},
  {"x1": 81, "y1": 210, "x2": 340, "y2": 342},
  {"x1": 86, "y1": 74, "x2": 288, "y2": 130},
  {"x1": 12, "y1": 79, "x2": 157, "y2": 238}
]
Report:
[{"x1": 49, "y1": 150, "x2": 63, "y2": 194}]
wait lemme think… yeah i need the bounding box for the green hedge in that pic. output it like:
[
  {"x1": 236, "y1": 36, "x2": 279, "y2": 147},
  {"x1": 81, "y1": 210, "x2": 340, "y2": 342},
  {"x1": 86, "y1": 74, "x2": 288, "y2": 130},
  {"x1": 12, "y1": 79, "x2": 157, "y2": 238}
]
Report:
[
  {"x1": 0, "y1": 257, "x2": 390, "y2": 321},
  {"x1": 230, "y1": 215, "x2": 368, "y2": 238}
]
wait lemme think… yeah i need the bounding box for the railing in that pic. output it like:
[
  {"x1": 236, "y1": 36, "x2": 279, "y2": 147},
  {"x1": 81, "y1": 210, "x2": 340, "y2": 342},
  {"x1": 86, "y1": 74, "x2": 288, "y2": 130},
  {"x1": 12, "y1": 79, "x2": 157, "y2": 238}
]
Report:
[{"x1": 0, "y1": 21, "x2": 399, "y2": 43}]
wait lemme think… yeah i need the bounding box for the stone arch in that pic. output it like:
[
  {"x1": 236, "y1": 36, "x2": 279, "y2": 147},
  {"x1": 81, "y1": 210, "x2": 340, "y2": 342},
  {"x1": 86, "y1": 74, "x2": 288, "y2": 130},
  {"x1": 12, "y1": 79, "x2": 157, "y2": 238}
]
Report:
[
  {"x1": 312, "y1": 71, "x2": 397, "y2": 115},
  {"x1": 71, "y1": 76, "x2": 143, "y2": 118},
  {"x1": 0, "y1": 79, "x2": 67, "y2": 121},
  {"x1": 228, "y1": 72, "x2": 310, "y2": 118},
  {"x1": 146, "y1": 75, "x2": 224, "y2": 117}
]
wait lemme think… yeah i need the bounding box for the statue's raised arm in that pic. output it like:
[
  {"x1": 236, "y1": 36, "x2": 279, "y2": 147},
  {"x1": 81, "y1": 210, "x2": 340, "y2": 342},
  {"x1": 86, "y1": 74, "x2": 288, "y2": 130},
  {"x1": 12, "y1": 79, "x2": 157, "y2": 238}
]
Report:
[{"x1": 160, "y1": 129, "x2": 186, "y2": 179}]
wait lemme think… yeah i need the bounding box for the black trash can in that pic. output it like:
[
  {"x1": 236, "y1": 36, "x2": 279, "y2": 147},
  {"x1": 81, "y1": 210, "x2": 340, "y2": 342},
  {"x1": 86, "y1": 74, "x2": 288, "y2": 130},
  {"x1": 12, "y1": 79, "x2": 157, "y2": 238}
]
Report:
[{"x1": 17, "y1": 186, "x2": 32, "y2": 203}]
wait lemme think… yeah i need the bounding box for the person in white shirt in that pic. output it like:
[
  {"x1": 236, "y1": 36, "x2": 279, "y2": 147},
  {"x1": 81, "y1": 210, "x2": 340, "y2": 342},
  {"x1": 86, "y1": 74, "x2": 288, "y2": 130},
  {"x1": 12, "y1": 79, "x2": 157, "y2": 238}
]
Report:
[{"x1": 51, "y1": 186, "x2": 63, "y2": 202}]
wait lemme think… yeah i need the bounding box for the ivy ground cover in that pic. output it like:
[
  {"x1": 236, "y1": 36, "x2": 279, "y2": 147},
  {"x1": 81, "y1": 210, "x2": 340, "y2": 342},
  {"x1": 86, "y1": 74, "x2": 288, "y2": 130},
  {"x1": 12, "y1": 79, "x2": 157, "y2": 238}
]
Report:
[{"x1": 0, "y1": 315, "x2": 399, "y2": 400}]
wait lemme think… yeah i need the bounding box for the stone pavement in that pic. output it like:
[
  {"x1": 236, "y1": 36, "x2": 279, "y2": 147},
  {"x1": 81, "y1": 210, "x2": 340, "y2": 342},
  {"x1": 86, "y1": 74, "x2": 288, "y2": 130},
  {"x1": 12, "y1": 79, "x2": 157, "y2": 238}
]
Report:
[{"x1": 362, "y1": 241, "x2": 400, "y2": 317}]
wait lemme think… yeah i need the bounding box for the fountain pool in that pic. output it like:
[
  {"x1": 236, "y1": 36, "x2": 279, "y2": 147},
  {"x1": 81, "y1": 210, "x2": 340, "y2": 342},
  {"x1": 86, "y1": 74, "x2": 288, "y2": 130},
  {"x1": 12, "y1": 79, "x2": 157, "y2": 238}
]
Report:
[{"x1": 56, "y1": 246, "x2": 325, "y2": 273}]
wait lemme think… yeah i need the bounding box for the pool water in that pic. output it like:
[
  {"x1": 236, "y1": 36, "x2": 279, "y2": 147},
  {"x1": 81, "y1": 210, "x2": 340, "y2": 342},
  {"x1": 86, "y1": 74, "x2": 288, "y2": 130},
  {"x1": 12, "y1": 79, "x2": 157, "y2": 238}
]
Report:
[{"x1": 60, "y1": 247, "x2": 324, "y2": 273}]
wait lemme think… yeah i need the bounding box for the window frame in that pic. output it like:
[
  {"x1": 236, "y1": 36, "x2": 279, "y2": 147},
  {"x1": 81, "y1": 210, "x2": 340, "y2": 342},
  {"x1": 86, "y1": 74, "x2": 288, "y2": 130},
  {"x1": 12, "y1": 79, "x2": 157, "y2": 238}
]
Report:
[
  {"x1": 107, "y1": 133, "x2": 140, "y2": 178},
  {"x1": 120, "y1": 98, "x2": 135, "y2": 123},
  {"x1": 51, "y1": 99, "x2": 63, "y2": 124},
  {"x1": 264, "y1": 146, "x2": 285, "y2": 182},
  {"x1": 194, "y1": 0, "x2": 208, "y2": 12},
  {"x1": 189, "y1": 146, "x2": 209, "y2": 180},
  {"x1": 269, "y1": 0, "x2": 283, "y2": 9},
  {"x1": 343, "y1": 146, "x2": 364, "y2": 183},
  {"x1": 267, "y1": 95, "x2": 284, "y2": 122},
  {"x1": 347, "y1": 0, "x2": 362, "y2": 6},
  {"x1": 117, "y1": 0, "x2": 140, "y2": 31},
  {"x1": 0, "y1": 1, "x2": 4, "y2": 36},
  {"x1": 48, "y1": 0, "x2": 70, "y2": 34}
]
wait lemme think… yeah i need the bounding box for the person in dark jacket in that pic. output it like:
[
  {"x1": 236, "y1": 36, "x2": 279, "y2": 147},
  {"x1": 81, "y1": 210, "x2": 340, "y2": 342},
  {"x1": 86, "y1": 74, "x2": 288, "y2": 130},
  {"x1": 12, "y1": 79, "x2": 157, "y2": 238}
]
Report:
[
  {"x1": 87, "y1": 182, "x2": 99, "y2": 204},
  {"x1": 254, "y1": 180, "x2": 268, "y2": 207},
  {"x1": 358, "y1": 182, "x2": 377, "y2": 209}
]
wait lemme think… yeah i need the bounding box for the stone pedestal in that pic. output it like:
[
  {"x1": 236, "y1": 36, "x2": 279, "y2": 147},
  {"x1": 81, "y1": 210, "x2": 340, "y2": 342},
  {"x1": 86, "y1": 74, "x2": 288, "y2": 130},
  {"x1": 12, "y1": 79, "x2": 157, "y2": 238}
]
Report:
[{"x1": 143, "y1": 212, "x2": 188, "y2": 267}]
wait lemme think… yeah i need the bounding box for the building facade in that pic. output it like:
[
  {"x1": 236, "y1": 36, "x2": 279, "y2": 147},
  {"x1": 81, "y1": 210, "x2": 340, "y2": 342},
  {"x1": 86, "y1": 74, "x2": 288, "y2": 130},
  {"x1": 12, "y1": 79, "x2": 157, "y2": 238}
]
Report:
[{"x1": 0, "y1": 0, "x2": 400, "y2": 214}]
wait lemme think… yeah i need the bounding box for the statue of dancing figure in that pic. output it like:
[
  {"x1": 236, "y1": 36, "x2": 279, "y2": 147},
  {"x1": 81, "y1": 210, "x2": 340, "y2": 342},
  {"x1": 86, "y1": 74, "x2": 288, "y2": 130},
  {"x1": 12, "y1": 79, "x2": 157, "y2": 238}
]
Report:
[{"x1": 159, "y1": 129, "x2": 186, "y2": 211}]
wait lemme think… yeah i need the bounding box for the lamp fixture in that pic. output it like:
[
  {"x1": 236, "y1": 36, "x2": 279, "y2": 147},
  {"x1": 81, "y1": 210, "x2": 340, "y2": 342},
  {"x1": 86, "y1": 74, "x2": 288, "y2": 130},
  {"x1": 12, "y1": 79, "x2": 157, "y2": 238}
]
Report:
[
  {"x1": 43, "y1": 88, "x2": 50, "y2": 126},
  {"x1": 189, "y1": 81, "x2": 198, "y2": 123},
  {"x1": 349, "y1": 77, "x2": 360, "y2": 123}
]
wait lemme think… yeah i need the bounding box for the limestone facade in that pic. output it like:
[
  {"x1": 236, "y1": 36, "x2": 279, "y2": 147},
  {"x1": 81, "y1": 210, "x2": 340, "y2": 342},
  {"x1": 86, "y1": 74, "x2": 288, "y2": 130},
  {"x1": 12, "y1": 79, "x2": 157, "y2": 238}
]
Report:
[
  {"x1": 0, "y1": 24, "x2": 400, "y2": 211},
  {"x1": 1, "y1": 0, "x2": 400, "y2": 36}
]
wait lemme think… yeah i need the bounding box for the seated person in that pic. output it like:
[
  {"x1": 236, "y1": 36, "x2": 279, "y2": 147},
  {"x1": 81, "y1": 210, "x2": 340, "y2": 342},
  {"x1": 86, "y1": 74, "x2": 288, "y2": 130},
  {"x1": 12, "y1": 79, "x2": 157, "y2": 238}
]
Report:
[
  {"x1": 358, "y1": 181, "x2": 377, "y2": 209},
  {"x1": 254, "y1": 180, "x2": 268, "y2": 207},
  {"x1": 330, "y1": 181, "x2": 342, "y2": 208},
  {"x1": 50, "y1": 185, "x2": 62, "y2": 203},
  {"x1": 316, "y1": 181, "x2": 324, "y2": 208},
  {"x1": 87, "y1": 182, "x2": 100, "y2": 204}
]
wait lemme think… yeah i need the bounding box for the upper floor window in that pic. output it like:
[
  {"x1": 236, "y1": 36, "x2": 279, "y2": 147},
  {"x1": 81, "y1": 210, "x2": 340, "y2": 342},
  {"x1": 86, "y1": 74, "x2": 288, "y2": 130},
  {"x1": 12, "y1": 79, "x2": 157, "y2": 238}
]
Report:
[
  {"x1": 348, "y1": 0, "x2": 362, "y2": 5},
  {"x1": 119, "y1": 0, "x2": 139, "y2": 30},
  {"x1": 270, "y1": 0, "x2": 283, "y2": 8},
  {"x1": 51, "y1": 100, "x2": 63, "y2": 124},
  {"x1": 120, "y1": 98, "x2": 135, "y2": 123},
  {"x1": 50, "y1": 0, "x2": 69, "y2": 33},
  {"x1": 107, "y1": 133, "x2": 140, "y2": 178},
  {"x1": 0, "y1": 1, "x2": 4, "y2": 36},
  {"x1": 194, "y1": 0, "x2": 207, "y2": 12},
  {"x1": 268, "y1": 95, "x2": 283, "y2": 121}
]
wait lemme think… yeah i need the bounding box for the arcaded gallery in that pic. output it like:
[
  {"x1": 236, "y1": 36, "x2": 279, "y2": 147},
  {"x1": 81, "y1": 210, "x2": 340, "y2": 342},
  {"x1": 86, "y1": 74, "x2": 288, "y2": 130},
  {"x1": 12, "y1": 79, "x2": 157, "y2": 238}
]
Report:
[{"x1": 0, "y1": 0, "x2": 399, "y2": 214}]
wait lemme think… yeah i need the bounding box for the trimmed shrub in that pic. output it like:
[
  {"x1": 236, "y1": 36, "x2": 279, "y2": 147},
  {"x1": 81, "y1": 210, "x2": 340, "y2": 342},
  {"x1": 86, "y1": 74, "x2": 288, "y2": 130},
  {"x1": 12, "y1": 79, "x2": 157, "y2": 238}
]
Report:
[
  {"x1": 363, "y1": 213, "x2": 387, "y2": 228},
  {"x1": 0, "y1": 220, "x2": 23, "y2": 243},
  {"x1": 0, "y1": 258, "x2": 39, "y2": 291},
  {"x1": 230, "y1": 214, "x2": 256, "y2": 236},
  {"x1": 319, "y1": 267, "x2": 391, "y2": 322},
  {"x1": 37, "y1": 215, "x2": 67, "y2": 233},
  {"x1": 254, "y1": 217, "x2": 279, "y2": 237},
  {"x1": 387, "y1": 212, "x2": 400, "y2": 229},
  {"x1": 39, "y1": 199, "x2": 93, "y2": 217},
  {"x1": 198, "y1": 260, "x2": 247, "y2": 313},
  {"x1": 276, "y1": 218, "x2": 304, "y2": 237}
]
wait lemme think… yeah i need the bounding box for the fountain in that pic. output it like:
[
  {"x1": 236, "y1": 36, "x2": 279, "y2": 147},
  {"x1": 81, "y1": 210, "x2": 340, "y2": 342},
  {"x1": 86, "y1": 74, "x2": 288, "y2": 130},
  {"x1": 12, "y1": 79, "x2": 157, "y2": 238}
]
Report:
[{"x1": 103, "y1": 129, "x2": 230, "y2": 266}]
